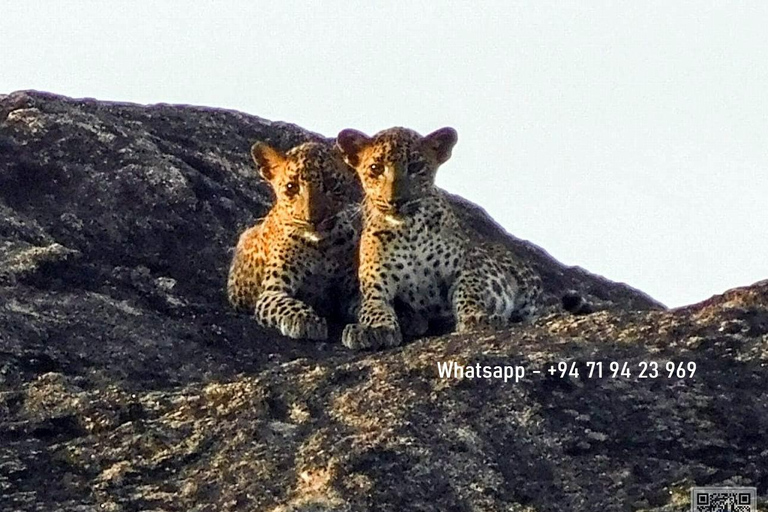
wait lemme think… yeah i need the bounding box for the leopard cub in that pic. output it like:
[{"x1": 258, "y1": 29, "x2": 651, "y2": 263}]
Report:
[
  {"x1": 336, "y1": 126, "x2": 542, "y2": 350},
  {"x1": 227, "y1": 140, "x2": 360, "y2": 340}
]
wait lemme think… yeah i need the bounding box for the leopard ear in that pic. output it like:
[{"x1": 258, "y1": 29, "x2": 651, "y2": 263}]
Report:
[
  {"x1": 250, "y1": 142, "x2": 285, "y2": 181},
  {"x1": 331, "y1": 144, "x2": 355, "y2": 173},
  {"x1": 330, "y1": 145, "x2": 364, "y2": 202},
  {"x1": 335, "y1": 129, "x2": 371, "y2": 168},
  {"x1": 423, "y1": 127, "x2": 458, "y2": 164}
]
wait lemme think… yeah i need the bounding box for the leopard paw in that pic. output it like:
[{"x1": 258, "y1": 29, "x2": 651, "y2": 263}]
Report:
[
  {"x1": 455, "y1": 313, "x2": 506, "y2": 334},
  {"x1": 342, "y1": 323, "x2": 402, "y2": 350},
  {"x1": 278, "y1": 311, "x2": 328, "y2": 341}
]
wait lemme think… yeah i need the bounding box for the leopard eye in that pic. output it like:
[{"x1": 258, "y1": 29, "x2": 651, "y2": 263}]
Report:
[
  {"x1": 369, "y1": 163, "x2": 384, "y2": 177},
  {"x1": 285, "y1": 181, "x2": 299, "y2": 197},
  {"x1": 407, "y1": 161, "x2": 426, "y2": 174}
]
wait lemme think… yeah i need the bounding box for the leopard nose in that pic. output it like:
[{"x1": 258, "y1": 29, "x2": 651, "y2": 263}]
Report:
[
  {"x1": 306, "y1": 191, "x2": 328, "y2": 224},
  {"x1": 390, "y1": 170, "x2": 409, "y2": 203}
]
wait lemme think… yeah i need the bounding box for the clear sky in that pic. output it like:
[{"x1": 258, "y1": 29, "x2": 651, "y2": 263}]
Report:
[{"x1": 2, "y1": 1, "x2": 766, "y2": 307}]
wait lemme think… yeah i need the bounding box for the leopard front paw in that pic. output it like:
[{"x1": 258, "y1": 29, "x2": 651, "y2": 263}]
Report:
[
  {"x1": 342, "y1": 323, "x2": 403, "y2": 350},
  {"x1": 455, "y1": 313, "x2": 506, "y2": 334},
  {"x1": 278, "y1": 311, "x2": 328, "y2": 341}
]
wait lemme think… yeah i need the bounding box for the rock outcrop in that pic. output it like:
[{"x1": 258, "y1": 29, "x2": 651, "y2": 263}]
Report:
[{"x1": 1, "y1": 91, "x2": 765, "y2": 511}]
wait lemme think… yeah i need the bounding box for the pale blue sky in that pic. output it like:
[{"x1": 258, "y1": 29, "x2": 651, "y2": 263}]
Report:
[{"x1": 2, "y1": 1, "x2": 767, "y2": 307}]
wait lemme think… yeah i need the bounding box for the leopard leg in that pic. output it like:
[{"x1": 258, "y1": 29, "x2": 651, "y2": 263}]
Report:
[
  {"x1": 342, "y1": 226, "x2": 406, "y2": 350},
  {"x1": 451, "y1": 269, "x2": 510, "y2": 334},
  {"x1": 338, "y1": 268, "x2": 362, "y2": 323},
  {"x1": 254, "y1": 290, "x2": 328, "y2": 341},
  {"x1": 227, "y1": 226, "x2": 264, "y2": 312},
  {"x1": 342, "y1": 298, "x2": 402, "y2": 350}
]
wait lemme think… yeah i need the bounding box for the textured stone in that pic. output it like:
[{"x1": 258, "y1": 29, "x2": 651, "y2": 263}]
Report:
[{"x1": 1, "y1": 91, "x2": 765, "y2": 511}]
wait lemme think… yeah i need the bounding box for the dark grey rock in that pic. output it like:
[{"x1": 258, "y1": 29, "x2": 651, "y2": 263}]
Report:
[{"x1": 1, "y1": 91, "x2": 765, "y2": 511}]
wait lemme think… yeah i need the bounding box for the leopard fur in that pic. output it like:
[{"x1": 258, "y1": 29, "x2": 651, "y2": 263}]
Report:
[
  {"x1": 227, "y1": 140, "x2": 361, "y2": 340},
  {"x1": 336, "y1": 126, "x2": 542, "y2": 349}
]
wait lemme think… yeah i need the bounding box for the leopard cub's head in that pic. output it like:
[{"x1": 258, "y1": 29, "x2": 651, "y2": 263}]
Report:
[
  {"x1": 335, "y1": 127, "x2": 457, "y2": 221},
  {"x1": 251, "y1": 140, "x2": 357, "y2": 241}
]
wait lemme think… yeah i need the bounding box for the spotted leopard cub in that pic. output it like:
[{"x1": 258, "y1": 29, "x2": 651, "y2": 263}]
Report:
[
  {"x1": 336, "y1": 126, "x2": 542, "y2": 350},
  {"x1": 227, "y1": 140, "x2": 360, "y2": 340}
]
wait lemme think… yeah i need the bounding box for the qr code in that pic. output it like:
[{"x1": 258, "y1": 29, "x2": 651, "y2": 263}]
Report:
[{"x1": 691, "y1": 487, "x2": 757, "y2": 512}]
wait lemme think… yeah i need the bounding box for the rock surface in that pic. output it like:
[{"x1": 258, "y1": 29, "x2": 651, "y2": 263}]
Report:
[{"x1": 0, "y1": 91, "x2": 765, "y2": 511}]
